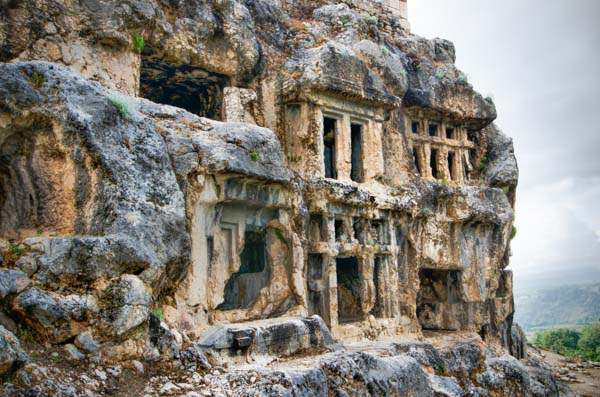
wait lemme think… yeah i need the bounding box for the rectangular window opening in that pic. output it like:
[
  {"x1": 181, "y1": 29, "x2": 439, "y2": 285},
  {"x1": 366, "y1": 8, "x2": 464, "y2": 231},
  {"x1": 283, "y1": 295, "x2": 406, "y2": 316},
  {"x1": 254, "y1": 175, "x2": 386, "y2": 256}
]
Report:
[
  {"x1": 309, "y1": 214, "x2": 325, "y2": 242},
  {"x1": 428, "y1": 123, "x2": 438, "y2": 137},
  {"x1": 336, "y1": 257, "x2": 362, "y2": 323},
  {"x1": 217, "y1": 229, "x2": 269, "y2": 310},
  {"x1": 307, "y1": 254, "x2": 328, "y2": 322},
  {"x1": 430, "y1": 148, "x2": 439, "y2": 179},
  {"x1": 334, "y1": 219, "x2": 345, "y2": 242},
  {"x1": 350, "y1": 123, "x2": 364, "y2": 182},
  {"x1": 412, "y1": 147, "x2": 421, "y2": 174},
  {"x1": 371, "y1": 256, "x2": 385, "y2": 318},
  {"x1": 323, "y1": 117, "x2": 337, "y2": 179},
  {"x1": 447, "y1": 152, "x2": 455, "y2": 181},
  {"x1": 445, "y1": 127, "x2": 455, "y2": 139},
  {"x1": 411, "y1": 121, "x2": 420, "y2": 134}
]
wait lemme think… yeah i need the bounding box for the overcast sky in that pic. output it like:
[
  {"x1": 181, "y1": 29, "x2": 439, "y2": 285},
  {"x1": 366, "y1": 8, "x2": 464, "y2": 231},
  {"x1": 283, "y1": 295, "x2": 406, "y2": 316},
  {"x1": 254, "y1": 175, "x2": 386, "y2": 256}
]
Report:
[{"x1": 410, "y1": 1, "x2": 600, "y2": 284}]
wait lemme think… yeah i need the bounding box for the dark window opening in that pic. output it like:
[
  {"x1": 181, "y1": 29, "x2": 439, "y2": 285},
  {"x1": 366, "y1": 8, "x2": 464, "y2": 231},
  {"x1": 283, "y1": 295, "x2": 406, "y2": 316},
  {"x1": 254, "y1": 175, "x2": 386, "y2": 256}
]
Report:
[
  {"x1": 350, "y1": 123, "x2": 364, "y2": 182},
  {"x1": 140, "y1": 57, "x2": 228, "y2": 120},
  {"x1": 307, "y1": 254, "x2": 329, "y2": 324},
  {"x1": 336, "y1": 257, "x2": 362, "y2": 323},
  {"x1": 446, "y1": 127, "x2": 455, "y2": 139},
  {"x1": 353, "y1": 217, "x2": 365, "y2": 244},
  {"x1": 428, "y1": 123, "x2": 438, "y2": 137},
  {"x1": 334, "y1": 219, "x2": 345, "y2": 242},
  {"x1": 309, "y1": 214, "x2": 326, "y2": 242},
  {"x1": 217, "y1": 230, "x2": 269, "y2": 310},
  {"x1": 467, "y1": 129, "x2": 477, "y2": 143},
  {"x1": 430, "y1": 148, "x2": 439, "y2": 178},
  {"x1": 323, "y1": 117, "x2": 337, "y2": 179},
  {"x1": 371, "y1": 256, "x2": 384, "y2": 318},
  {"x1": 412, "y1": 147, "x2": 421, "y2": 174},
  {"x1": 447, "y1": 152, "x2": 455, "y2": 181},
  {"x1": 411, "y1": 121, "x2": 420, "y2": 134}
]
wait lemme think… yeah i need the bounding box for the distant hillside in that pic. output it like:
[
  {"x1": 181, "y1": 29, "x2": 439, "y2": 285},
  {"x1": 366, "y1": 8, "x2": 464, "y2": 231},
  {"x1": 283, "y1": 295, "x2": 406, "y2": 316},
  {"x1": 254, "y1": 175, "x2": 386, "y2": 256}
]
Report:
[{"x1": 515, "y1": 283, "x2": 600, "y2": 332}]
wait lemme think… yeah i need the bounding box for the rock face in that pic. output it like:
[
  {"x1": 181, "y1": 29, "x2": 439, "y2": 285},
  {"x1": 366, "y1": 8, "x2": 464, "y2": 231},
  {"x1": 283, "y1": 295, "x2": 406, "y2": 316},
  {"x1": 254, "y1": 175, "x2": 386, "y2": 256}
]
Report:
[{"x1": 0, "y1": 0, "x2": 552, "y2": 395}]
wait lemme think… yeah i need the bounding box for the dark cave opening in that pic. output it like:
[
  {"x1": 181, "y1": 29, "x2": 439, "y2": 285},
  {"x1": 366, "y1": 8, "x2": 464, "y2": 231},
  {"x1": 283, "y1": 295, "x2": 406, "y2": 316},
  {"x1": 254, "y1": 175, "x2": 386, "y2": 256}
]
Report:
[{"x1": 140, "y1": 56, "x2": 229, "y2": 120}]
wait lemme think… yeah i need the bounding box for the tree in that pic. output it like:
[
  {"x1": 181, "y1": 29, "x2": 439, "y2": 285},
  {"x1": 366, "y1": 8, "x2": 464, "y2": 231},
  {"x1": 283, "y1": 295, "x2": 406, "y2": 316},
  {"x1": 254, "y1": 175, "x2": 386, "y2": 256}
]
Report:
[
  {"x1": 533, "y1": 328, "x2": 580, "y2": 355},
  {"x1": 578, "y1": 323, "x2": 600, "y2": 361}
]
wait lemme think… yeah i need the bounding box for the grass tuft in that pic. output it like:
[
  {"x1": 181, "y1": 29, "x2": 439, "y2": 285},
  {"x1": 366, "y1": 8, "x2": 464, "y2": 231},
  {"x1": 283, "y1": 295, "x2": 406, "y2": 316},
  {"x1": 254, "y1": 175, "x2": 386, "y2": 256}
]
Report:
[
  {"x1": 133, "y1": 33, "x2": 145, "y2": 53},
  {"x1": 30, "y1": 71, "x2": 45, "y2": 89}
]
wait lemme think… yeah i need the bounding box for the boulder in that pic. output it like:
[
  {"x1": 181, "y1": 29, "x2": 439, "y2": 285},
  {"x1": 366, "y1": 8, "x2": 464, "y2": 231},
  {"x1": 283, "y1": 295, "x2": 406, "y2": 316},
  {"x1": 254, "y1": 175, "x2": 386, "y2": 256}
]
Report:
[
  {"x1": 12, "y1": 288, "x2": 89, "y2": 343},
  {"x1": 0, "y1": 325, "x2": 28, "y2": 375},
  {"x1": 99, "y1": 275, "x2": 151, "y2": 338},
  {"x1": 0, "y1": 268, "x2": 30, "y2": 300}
]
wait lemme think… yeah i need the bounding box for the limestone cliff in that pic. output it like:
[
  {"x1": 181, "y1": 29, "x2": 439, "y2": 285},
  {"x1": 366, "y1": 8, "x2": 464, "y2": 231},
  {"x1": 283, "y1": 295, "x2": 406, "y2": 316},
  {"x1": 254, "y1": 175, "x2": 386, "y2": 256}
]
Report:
[{"x1": 0, "y1": 1, "x2": 562, "y2": 396}]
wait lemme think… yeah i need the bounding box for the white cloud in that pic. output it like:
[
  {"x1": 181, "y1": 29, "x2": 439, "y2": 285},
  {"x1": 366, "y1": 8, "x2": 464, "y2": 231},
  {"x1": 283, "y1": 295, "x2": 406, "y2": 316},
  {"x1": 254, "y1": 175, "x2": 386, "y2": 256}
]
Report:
[{"x1": 410, "y1": 1, "x2": 600, "y2": 281}]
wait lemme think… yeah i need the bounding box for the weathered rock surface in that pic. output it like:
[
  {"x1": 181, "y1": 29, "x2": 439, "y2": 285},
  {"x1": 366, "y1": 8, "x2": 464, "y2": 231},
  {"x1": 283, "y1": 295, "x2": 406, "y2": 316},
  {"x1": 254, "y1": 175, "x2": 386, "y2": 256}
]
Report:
[{"x1": 0, "y1": 325, "x2": 28, "y2": 375}]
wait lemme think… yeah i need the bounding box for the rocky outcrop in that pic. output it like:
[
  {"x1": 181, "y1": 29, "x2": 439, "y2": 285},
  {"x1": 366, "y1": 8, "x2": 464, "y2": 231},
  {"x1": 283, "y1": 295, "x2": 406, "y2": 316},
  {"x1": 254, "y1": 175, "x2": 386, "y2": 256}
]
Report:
[{"x1": 0, "y1": 0, "x2": 558, "y2": 395}]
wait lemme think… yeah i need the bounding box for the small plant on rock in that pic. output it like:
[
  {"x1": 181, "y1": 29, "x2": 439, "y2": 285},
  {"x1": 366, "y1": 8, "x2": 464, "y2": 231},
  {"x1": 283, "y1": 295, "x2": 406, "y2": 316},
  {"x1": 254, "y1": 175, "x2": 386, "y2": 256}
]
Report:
[
  {"x1": 511, "y1": 225, "x2": 517, "y2": 240},
  {"x1": 133, "y1": 33, "x2": 145, "y2": 53},
  {"x1": 435, "y1": 68, "x2": 446, "y2": 79},
  {"x1": 274, "y1": 228, "x2": 288, "y2": 245},
  {"x1": 152, "y1": 307, "x2": 164, "y2": 320},
  {"x1": 478, "y1": 155, "x2": 488, "y2": 172},
  {"x1": 250, "y1": 150, "x2": 259, "y2": 162},
  {"x1": 422, "y1": 207, "x2": 432, "y2": 217},
  {"x1": 109, "y1": 95, "x2": 131, "y2": 120},
  {"x1": 29, "y1": 71, "x2": 45, "y2": 89},
  {"x1": 365, "y1": 16, "x2": 378, "y2": 25},
  {"x1": 456, "y1": 72, "x2": 469, "y2": 84}
]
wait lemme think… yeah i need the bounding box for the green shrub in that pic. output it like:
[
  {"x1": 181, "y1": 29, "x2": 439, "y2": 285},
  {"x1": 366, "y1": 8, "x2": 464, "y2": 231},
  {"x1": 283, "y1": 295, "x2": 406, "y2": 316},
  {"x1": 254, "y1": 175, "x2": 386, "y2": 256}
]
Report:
[
  {"x1": 457, "y1": 72, "x2": 469, "y2": 84},
  {"x1": 8, "y1": 243, "x2": 25, "y2": 257},
  {"x1": 381, "y1": 46, "x2": 389, "y2": 57},
  {"x1": 435, "y1": 68, "x2": 446, "y2": 79},
  {"x1": 422, "y1": 208, "x2": 432, "y2": 217},
  {"x1": 511, "y1": 225, "x2": 517, "y2": 240},
  {"x1": 502, "y1": 186, "x2": 510, "y2": 194},
  {"x1": 250, "y1": 150, "x2": 259, "y2": 162},
  {"x1": 133, "y1": 33, "x2": 145, "y2": 53},
  {"x1": 109, "y1": 96, "x2": 131, "y2": 120}
]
